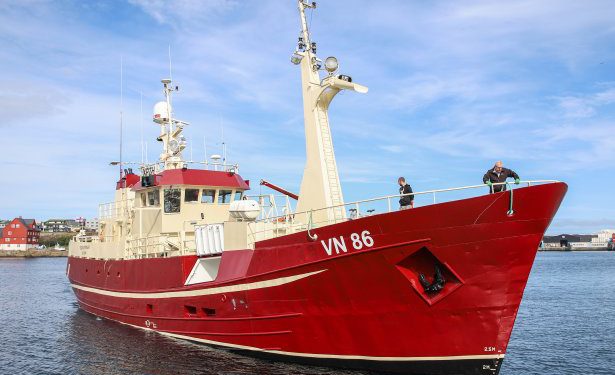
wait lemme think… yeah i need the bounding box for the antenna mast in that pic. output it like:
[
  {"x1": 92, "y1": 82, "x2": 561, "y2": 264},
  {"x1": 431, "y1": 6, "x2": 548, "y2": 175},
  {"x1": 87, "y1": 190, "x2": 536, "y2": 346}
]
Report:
[
  {"x1": 221, "y1": 117, "x2": 226, "y2": 164},
  {"x1": 203, "y1": 136, "x2": 208, "y2": 164},
  {"x1": 140, "y1": 91, "x2": 144, "y2": 164},
  {"x1": 119, "y1": 57, "x2": 124, "y2": 180},
  {"x1": 292, "y1": 0, "x2": 369, "y2": 224},
  {"x1": 154, "y1": 78, "x2": 188, "y2": 170},
  {"x1": 168, "y1": 45, "x2": 173, "y2": 82}
]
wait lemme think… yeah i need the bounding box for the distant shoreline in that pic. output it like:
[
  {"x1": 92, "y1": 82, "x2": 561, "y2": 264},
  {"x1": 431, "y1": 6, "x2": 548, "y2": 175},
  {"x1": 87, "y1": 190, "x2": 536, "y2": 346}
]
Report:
[
  {"x1": 0, "y1": 249, "x2": 67, "y2": 258},
  {"x1": 539, "y1": 248, "x2": 611, "y2": 252}
]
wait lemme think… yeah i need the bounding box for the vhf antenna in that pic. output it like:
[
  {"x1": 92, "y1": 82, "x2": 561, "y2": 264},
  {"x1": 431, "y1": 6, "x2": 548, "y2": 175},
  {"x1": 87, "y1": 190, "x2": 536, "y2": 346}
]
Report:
[
  {"x1": 221, "y1": 116, "x2": 226, "y2": 164},
  {"x1": 119, "y1": 56, "x2": 124, "y2": 180},
  {"x1": 140, "y1": 91, "x2": 144, "y2": 164},
  {"x1": 168, "y1": 44, "x2": 173, "y2": 82}
]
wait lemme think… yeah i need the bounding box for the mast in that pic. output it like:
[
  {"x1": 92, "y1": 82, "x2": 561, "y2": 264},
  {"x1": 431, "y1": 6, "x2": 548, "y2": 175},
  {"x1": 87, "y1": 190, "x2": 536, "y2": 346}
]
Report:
[
  {"x1": 292, "y1": 1, "x2": 368, "y2": 225},
  {"x1": 119, "y1": 57, "x2": 124, "y2": 181},
  {"x1": 140, "y1": 91, "x2": 144, "y2": 164},
  {"x1": 152, "y1": 78, "x2": 189, "y2": 170}
]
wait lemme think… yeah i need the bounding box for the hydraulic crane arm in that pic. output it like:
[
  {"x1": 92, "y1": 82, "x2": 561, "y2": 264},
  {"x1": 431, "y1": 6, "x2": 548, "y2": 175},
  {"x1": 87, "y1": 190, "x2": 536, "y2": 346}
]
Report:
[{"x1": 260, "y1": 179, "x2": 299, "y2": 200}]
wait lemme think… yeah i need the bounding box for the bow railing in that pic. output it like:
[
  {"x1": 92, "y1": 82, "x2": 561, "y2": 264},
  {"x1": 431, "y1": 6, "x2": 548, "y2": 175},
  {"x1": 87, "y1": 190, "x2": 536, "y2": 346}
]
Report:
[{"x1": 247, "y1": 180, "x2": 559, "y2": 245}]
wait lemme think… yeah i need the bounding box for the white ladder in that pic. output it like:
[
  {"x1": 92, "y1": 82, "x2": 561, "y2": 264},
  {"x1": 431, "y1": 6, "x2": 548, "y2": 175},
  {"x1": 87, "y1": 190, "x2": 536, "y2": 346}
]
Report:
[{"x1": 317, "y1": 108, "x2": 345, "y2": 220}]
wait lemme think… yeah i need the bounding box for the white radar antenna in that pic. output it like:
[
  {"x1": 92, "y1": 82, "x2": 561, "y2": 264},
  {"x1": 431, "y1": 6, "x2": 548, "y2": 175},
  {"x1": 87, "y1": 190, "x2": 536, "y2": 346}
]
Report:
[{"x1": 153, "y1": 78, "x2": 190, "y2": 170}]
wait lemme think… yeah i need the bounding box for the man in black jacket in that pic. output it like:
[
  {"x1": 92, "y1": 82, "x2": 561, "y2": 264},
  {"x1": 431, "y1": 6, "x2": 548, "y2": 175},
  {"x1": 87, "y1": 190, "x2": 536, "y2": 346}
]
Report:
[
  {"x1": 398, "y1": 177, "x2": 414, "y2": 209},
  {"x1": 483, "y1": 161, "x2": 520, "y2": 193}
]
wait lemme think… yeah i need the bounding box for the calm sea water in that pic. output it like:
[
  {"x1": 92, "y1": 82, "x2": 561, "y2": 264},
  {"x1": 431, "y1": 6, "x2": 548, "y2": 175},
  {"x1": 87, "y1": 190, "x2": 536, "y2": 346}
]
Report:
[{"x1": 0, "y1": 252, "x2": 613, "y2": 375}]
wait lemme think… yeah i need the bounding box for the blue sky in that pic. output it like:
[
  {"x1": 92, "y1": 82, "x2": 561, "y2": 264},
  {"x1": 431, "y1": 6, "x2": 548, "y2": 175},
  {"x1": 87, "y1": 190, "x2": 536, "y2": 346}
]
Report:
[{"x1": 1, "y1": 0, "x2": 614, "y2": 234}]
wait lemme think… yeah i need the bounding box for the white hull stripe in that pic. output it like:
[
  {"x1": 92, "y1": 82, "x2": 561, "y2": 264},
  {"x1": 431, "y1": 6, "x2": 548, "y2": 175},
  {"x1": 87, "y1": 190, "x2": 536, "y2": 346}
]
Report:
[
  {"x1": 71, "y1": 269, "x2": 326, "y2": 299},
  {"x1": 160, "y1": 330, "x2": 506, "y2": 362},
  {"x1": 113, "y1": 318, "x2": 505, "y2": 362}
]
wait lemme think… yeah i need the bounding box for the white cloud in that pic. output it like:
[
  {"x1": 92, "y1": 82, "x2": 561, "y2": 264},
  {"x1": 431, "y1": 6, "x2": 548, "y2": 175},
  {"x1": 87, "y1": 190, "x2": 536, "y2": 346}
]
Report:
[
  {"x1": 128, "y1": 0, "x2": 237, "y2": 27},
  {"x1": 556, "y1": 87, "x2": 615, "y2": 118},
  {"x1": 0, "y1": 83, "x2": 70, "y2": 126}
]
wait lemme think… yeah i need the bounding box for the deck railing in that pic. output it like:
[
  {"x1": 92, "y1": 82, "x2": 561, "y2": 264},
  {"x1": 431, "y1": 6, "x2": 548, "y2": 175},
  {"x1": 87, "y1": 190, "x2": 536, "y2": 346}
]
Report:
[
  {"x1": 138, "y1": 160, "x2": 240, "y2": 174},
  {"x1": 99, "y1": 199, "x2": 135, "y2": 219},
  {"x1": 247, "y1": 180, "x2": 559, "y2": 244},
  {"x1": 126, "y1": 235, "x2": 169, "y2": 259},
  {"x1": 245, "y1": 194, "x2": 295, "y2": 221}
]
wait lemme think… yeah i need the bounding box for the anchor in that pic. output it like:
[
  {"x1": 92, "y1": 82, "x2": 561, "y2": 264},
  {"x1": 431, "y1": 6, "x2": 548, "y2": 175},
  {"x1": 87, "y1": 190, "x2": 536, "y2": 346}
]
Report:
[{"x1": 419, "y1": 265, "x2": 446, "y2": 294}]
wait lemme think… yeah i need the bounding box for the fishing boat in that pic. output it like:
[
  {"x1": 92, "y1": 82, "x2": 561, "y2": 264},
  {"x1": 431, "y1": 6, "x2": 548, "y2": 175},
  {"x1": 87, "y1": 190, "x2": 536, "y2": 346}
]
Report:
[{"x1": 67, "y1": 2, "x2": 567, "y2": 374}]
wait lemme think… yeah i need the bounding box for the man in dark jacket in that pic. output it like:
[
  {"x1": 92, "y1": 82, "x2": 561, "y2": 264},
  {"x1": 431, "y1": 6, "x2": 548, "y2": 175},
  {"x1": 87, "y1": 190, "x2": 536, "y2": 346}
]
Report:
[
  {"x1": 398, "y1": 177, "x2": 414, "y2": 209},
  {"x1": 483, "y1": 161, "x2": 520, "y2": 193}
]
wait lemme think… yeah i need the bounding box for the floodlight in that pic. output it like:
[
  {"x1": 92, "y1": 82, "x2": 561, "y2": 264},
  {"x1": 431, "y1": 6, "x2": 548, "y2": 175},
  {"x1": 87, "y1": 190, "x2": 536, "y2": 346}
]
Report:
[
  {"x1": 291, "y1": 52, "x2": 304, "y2": 65},
  {"x1": 324, "y1": 56, "x2": 338, "y2": 73}
]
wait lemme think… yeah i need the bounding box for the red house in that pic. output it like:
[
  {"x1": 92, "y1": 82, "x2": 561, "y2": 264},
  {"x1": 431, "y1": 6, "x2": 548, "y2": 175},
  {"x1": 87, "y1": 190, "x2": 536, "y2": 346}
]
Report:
[{"x1": 0, "y1": 218, "x2": 40, "y2": 251}]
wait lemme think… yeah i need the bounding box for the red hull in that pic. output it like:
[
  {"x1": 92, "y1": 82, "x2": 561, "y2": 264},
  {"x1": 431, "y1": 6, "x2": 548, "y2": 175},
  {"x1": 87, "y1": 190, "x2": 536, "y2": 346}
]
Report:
[{"x1": 67, "y1": 183, "x2": 567, "y2": 374}]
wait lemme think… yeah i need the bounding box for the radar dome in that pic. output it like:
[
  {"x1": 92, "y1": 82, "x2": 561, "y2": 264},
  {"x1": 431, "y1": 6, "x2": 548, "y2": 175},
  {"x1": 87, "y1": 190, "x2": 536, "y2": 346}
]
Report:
[{"x1": 153, "y1": 101, "x2": 171, "y2": 124}]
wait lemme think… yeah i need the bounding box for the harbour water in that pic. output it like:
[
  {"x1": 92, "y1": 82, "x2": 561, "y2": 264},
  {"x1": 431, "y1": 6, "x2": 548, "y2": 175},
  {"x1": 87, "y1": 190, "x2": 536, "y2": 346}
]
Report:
[{"x1": 0, "y1": 252, "x2": 613, "y2": 375}]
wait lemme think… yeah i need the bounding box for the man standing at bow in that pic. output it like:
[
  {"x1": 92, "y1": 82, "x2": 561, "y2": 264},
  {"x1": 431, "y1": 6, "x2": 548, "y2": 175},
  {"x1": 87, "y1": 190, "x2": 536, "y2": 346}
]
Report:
[
  {"x1": 398, "y1": 177, "x2": 414, "y2": 209},
  {"x1": 483, "y1": 161, "x2": 520, "y2": 193}
]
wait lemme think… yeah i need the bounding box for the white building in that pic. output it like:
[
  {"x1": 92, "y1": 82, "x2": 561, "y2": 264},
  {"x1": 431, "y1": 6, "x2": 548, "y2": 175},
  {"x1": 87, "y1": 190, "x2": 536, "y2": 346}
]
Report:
[
  {"x1": 592, "y1": 229, "x2": 615, "y2": 244},
  {"x1": 85, "y1": 218, "x2": 99, "y2": 231}
]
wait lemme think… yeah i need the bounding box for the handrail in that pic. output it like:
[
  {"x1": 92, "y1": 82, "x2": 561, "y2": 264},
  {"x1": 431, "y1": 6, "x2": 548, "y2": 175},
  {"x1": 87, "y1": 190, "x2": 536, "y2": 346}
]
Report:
[
  {"x1": 138, "y1": 160, "x2": 240, "y2": 173},
  {"x1": 246, "y1": 193, "x2": 295, "y2": 221},
  {"x1": 246, "y1": 179, "x2": 560, "y2": 245},
  {"x1": 256, "y1": 180, "x2": 559, "y2": 223},
  {"x1": 99, "y1": 199, "x2": 135, "y2": 219},
  {"x1": 125, "y1": 234, "x2": 170, "y2": 259}
]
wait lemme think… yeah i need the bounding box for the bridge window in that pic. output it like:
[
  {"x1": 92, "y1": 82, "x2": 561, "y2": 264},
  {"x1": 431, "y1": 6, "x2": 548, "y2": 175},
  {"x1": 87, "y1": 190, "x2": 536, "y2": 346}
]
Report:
[
  {"x1": 234, "y1": 191, "x2": 243, "y2": 201},
  {"x1": 218, "y1": 190, "x2": 232, "y2": 204},
  {"x1": 185, "y1": 188, "x2": 199, "y2": 203},
  {"x1": 147, "y1": 190, "x2": 160, "y2": 206},
  {"x1": 164, "y1": 189, "x2": 181, "y2": 213},
  {"x1": 201, "y1": 189, "x2": 216, "y2": 204},
  {"x1": 140, "y1": 192, "x2": 147, "y2": 207}
]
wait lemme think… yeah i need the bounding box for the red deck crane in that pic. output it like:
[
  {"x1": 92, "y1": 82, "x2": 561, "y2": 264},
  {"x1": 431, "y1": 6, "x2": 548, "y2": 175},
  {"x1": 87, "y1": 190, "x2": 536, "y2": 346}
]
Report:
[{"x1": 259, "y1": 179, "x2": 299, "y2": 200}]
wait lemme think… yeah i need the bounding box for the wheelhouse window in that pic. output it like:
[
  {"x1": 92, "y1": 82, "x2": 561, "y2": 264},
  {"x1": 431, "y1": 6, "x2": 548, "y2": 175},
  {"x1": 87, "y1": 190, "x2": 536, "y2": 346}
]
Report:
[
  {"x1": 234, "y1": 191, "x2": 243, "y2": 201},
  {"x1": 218, "y1": 190, "x2": 232, "y2": 204},
  {"x1": 201, "y1": 189, "x2": 216, "y2": 204},
  {"x1": 140, "y1": 192, "x2": 147, "y2": 207},
  {"x1": 185, "y1": 189, "x2": 199, "y2": 203},
  {"x1": 164, "y1": 189, "x2": 181, "y2": 213},
  {"x1": 147, "y1": 190, "x2": 160, "y2": 206}
]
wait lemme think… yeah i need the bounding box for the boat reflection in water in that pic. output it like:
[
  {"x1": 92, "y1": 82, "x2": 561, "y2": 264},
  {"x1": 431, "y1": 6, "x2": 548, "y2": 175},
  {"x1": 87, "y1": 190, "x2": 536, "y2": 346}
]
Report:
[{"x1": 65, "y1": 306, "x2": 363, "y2": 375}]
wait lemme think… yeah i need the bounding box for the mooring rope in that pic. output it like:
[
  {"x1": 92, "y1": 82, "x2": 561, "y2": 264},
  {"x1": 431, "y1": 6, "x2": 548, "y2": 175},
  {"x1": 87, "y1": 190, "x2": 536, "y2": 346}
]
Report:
[
  {"x1": 307, "y1": 210, "x2": 318, "y2": 241},
  {"x1": 507, "y1": 183, "x2": 515, "y2": 216}
]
